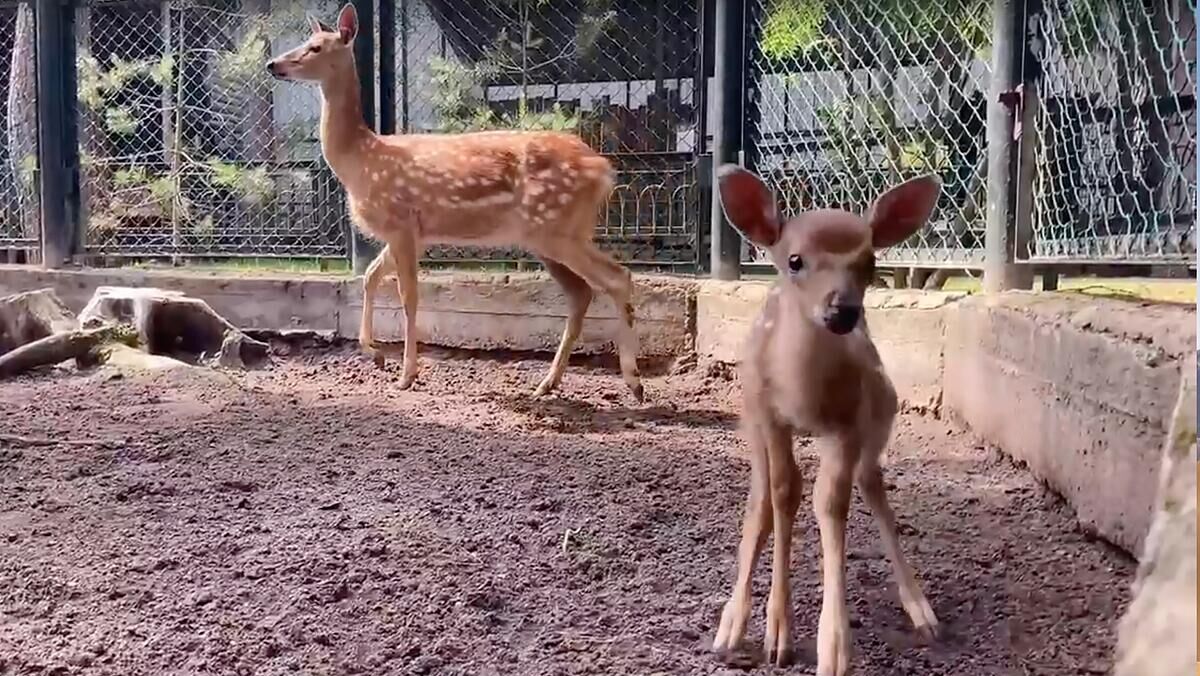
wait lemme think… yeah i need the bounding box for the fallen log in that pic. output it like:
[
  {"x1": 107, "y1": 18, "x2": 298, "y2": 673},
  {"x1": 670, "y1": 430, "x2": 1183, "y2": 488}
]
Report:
[
  {"x1": 0, "y1": 324, "x2": 138, "y2": 378},
  {"x1": 78, "y1": 286, "x2": 269, "y2": 367},
  {"x1": 0, "y1": 288, "x2": 77, "y2": 355}
]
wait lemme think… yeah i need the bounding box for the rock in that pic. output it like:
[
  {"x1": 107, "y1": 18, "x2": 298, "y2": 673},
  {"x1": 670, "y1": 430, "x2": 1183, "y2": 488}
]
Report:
[
  {"x1": 1113, "y1": 353, "x2": 1196, "y2": 676},
  {"x1": 0, "y1": 288, "x2": 77, "y2": 355}
]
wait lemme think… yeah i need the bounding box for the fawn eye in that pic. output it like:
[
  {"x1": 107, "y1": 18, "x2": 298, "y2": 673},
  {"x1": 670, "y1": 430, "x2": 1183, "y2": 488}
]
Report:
[
  {"x1": 309, "y1": 45, "x2": 322, "y2": 54},
  {"x1": 787, "y1": 255, "x2": 804, "y2": 272}
]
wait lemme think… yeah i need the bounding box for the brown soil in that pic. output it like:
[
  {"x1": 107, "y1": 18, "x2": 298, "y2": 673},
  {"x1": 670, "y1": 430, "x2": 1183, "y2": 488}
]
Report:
[{"x1": 0, "y1": 345, "x2": 1133, "y2": 676}]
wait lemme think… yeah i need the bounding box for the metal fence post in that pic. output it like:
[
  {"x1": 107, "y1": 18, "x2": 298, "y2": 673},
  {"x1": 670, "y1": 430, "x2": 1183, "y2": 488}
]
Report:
[
  {"x1": 708, "y1": 0, "x2": 744, "y2": 281},
  {"x1": 378, "y1": 0, "x2": 395, "y2": 136},
  {"x1": 349, "y1": 0, "x2": 379, "y2": 275},
  {"x1": 983, "y1": 0, "x2": 1036, "y2": 292},
  {"x1": 35, "y1": 0, "x2": 79, "y2": 269}
]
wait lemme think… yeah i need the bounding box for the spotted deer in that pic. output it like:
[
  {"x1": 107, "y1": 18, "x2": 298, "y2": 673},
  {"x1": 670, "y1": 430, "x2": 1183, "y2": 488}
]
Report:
[
  {"x1": 710, "y1": 164, "x2": 941, "y2": 675},
  {"x1": 266, "y1": 4, "x2": 643, "y2": 400}
]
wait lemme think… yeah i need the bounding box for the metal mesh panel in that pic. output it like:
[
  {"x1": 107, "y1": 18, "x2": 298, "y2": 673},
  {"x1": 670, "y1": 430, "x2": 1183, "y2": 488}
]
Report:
[
  {"x1": 0, "y1": 1, "x2": 40, "y2": 257},
  {"x1": 1030, "y1": 0, "x2": 1197, "y2": 263},
  {"x1": 392, "y1": 0, "x2": 703, "y2": 269},
  {"x1": 744, "y1": 0, "x2": 992, "y2": 267},
  {"x1": 77, "y1": 0, "x2": 347, "y2": 259}
]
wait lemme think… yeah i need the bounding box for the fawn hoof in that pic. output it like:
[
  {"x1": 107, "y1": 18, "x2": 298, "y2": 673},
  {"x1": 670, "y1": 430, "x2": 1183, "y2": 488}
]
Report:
[
  {"x1": 712, "y1": 596, "x2": 751, "y2": 658},
  {"x1": 372, "y1": 352, "x2": 386, "y2": 369},
  {"x1": 816, "y1": 615, "x2": 852, "y2": 676},
  {"x1": 397, "y1": 372, "x2": 417, "y2": 390},
  {"x1": 533, "y1": 377, "x2": 559, "y2": 398},
  {"x1": 914, "y1": 618, "x2": 940, "y2": 644},
  {"x1": 763, "y1": 600, "x2": 794, "y2": 668},
  {"x1": 629, "y1": 382, "x2": 645, "y2": 403}
]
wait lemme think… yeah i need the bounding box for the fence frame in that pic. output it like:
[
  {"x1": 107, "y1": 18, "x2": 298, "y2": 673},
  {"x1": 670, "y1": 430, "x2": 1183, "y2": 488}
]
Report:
[{"x1": 27, "y1": 0, "x2": 1198, "y2": 280}]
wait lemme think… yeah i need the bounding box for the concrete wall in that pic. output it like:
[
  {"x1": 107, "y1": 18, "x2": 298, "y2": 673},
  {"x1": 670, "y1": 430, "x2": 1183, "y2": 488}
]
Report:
[
  {"x1": 1, "y1": 264, "x2": 1194, "y2": 557},
  {"x1": 0, "y1": 265, "x2": 694, "y2": 359}
]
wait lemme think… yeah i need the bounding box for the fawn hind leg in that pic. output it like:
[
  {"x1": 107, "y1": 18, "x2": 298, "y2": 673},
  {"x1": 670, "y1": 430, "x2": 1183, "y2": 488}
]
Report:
[
  {"x1": 856, "y1": 424, "x2": 938, "y2": 641},
  {"x1": 540, "y1": 240, "x2": 643, "y2": 401},
  {"x1": 359, "y1": 246, "x2": 390, "y2": 368},
  {"x1": 385, "y1": 234, "x2": 421, "y2": 390},
  {"x1": 714, "y1": 418, "x2": 774, "y2": 658},
  {"x1": 763, "y1": 420, "x2": 801, "y2": 667},
  {"x1": 534, "y1": 258, "x2": 593, "y2": 397}
]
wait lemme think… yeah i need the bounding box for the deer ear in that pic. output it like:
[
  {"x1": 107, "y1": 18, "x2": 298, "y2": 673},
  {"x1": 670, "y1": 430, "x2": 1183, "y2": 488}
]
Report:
[
  {"x1": 336, "y1": 3, "x2": 358, "y2": 44},
  {"x1": 867, "y1": 174, "x2": 942, "y2": 249},
  {"x1": 716, "y1": 164, "x2": 782, "y2": 248}
]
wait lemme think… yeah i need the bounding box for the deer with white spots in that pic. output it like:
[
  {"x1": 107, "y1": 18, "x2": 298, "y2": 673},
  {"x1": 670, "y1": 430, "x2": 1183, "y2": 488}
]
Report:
[
  {"x1": 266, "y1": 4, "x2": 643, "y2": 400},
  {"x1": 710, "y1": 164, "x2": 942, "y2": 675}
]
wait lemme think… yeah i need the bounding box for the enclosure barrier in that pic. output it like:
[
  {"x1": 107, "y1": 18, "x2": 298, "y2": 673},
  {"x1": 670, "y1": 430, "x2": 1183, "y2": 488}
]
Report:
[{"x1": 4, "y1": 0, "x2": 1194, "y2": 284}]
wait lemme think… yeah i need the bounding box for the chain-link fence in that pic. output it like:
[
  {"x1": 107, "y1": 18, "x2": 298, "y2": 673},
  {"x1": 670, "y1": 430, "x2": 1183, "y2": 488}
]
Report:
[
  {"x1": 1030, "y1": 0, "x2": 1196, "y2": 263},
  {"x1": 0, "y1": 1, "x2": 39, "y2": 261},
  {"x1": 743, "y1": 0, "x2": 992, "y2": 268},
  {"x1": 77, "y1": 0, "x2": 347, "y2": 259},
  {"x1": 390, "y1": 0, "x2": 703, "y2": 269}
]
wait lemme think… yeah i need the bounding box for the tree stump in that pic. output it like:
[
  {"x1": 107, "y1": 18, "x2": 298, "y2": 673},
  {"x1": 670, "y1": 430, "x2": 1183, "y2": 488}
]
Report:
[
  {"x1": 0, "y1": 288, "x2": 77, "y2": 355},
  {"x1": 78, "y1": 286, "x2": 270, "y2": 368}
]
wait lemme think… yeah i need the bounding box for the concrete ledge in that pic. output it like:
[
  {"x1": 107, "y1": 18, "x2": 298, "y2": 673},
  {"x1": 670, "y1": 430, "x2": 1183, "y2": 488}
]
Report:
[{"x1": 942, "y1": 293, "x2": 1195, "y2": 554}]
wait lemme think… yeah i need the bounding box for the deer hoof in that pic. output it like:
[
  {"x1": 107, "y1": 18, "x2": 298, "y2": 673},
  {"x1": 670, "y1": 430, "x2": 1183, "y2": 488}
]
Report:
[
  {"x1": 629, "y1": 382, "x2": 645, "y2": 403},
  {"x1": 533, "y1": 379, "x2": 557, "y2": 398}
]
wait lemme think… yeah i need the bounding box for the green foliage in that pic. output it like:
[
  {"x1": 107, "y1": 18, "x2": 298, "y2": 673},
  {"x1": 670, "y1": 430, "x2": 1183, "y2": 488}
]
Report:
[
  {"x1": 817, "y1": 97, "x2": 949, "y2": 173},
  {"x1": 761, "y1": 0, "x2": 831, "y2": 63},
  {"x1": 216, "y1": 18, "x2": 272, "y2": 87},
  {"x1": 206, "y1": 158, "x2": 275, "y2": 206},
  {"x1": 430, "y1": 0, "x2": 613, "y2": 133}
]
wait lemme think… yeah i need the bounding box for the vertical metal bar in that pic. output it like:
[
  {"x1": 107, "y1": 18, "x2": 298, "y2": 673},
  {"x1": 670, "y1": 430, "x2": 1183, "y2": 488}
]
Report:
[
  {"x1": 694, "y1": 0, "x2": 709, "y2": 153},
  {"x1": 983, "y1": 0, "x2": 1035, "y2": 292},
  {"x1": 35, "y1": 0, "x2": 74, "y2": 268},
  {"x1": 350, "y1": 0, "x2": 378, "y2": 274},
  {"x1": 378, "y1": 0, "x2": 395, "y2": 135},
  {"x1": 709, "y1": 0, "x2": 744, "y2": 280},
  {"x1": 399, "y1": 0, "x2": 409, "y2": 130}
]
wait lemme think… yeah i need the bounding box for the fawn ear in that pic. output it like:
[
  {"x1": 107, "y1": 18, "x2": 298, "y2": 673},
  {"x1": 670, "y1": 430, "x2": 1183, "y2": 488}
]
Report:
[
  {"x1": 336, "y1": 3, "x2": 359, "y2": 44},
  {"x1": 867, "y1": 174, "x2": 942, "y2": 249},
  {"x1": 716, "y1": 164, "x2": 782, "y2": 248},
  {"x1": 308, "y1": 14, "x2": 332, "y2": 34}
]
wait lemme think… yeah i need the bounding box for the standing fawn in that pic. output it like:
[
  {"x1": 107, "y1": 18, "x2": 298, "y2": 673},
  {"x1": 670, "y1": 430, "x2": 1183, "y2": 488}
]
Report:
[
  {"x1": 266, "y1": 4, "x2": 643, "y2": 400},
  {"x1": 710, "y1": 164, "x2": 941, "y2": 675}
]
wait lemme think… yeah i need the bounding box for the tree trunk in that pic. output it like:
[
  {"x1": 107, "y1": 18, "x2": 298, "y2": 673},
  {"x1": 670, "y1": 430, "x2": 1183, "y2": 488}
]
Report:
[
  {"x1": 7, "y1": 3, "x2": 37, "y2": 244},
  {"x1": 240, "y1": 0, "x2": 277, "y2": 162}
]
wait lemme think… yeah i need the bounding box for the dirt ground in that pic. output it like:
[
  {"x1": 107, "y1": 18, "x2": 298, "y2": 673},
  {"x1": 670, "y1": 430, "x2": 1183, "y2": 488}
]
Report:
[{"x1": 0, "y1": 344, "x2": 1134, "y2": 676}]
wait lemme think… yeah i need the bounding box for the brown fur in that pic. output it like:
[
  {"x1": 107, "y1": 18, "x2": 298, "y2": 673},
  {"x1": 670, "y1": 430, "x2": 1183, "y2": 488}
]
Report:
[
  {"x1": 710, "y1": 165, "x2": 943, "y2": 675},
  {"x1": 267, "y1": 4, "x2": 642, "y2": 400}
]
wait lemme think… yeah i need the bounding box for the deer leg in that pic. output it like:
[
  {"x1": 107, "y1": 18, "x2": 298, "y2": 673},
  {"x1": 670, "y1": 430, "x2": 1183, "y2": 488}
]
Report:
[
  {"x1": 542, "y1": 241, "x2": 643, "y2": 402},
  {"x1": 386, "y1": 234, "x2": 420, "y2": 390},
  {"x1": 713, "y1": 419, "x2": 773, "y2": 658},
  {"x1": 359, "y1": 246, "x2": 390, "y2": 369},
  {"x1": 763, "y1": 420, "x2": 800, "y2": 667},
  {"x1": 534, "y1": 258, "x2": 593, "y2": 397},
  {"x1": 856, "y1": 456, "x2": 939, "y2": 641},
  {"x1": 814, "y1": 440, "x2": 858, "y2": 676}
]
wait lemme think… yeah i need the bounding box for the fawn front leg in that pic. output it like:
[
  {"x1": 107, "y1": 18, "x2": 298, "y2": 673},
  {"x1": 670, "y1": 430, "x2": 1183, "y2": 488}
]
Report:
[
  {"x1": 534, "y1": 258, "x2": 593, "y2": 397},
  {"x1": 763, "y1": 420, "x2": 800, "y2": 667},
  {"x1": 713, "y1": 418, "x2": 773, "y2": 658},
  {"x1": 814, "y1": 439, "x2": 858, "y2": 676},
  {"x1": 386, "y1": 234, "x2": 420, "y2": 389},
  {"x1": 359, "y1": 247, "x2": 390, "y2": 368}
]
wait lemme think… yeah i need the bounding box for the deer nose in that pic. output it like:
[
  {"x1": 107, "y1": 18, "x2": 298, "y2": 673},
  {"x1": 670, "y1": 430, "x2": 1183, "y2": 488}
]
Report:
[
  {"x1": 824, "y1": 304, "x2": 861, "y2": 336},
  {"x1": 266, "y1": 60, "x2": 281, "y2": 77}
]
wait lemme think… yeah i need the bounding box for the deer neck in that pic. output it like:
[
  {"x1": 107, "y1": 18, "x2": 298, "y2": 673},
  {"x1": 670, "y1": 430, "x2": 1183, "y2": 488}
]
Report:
[{"x1": 317, "y1": 68, "x2": 373, "y2": 180}]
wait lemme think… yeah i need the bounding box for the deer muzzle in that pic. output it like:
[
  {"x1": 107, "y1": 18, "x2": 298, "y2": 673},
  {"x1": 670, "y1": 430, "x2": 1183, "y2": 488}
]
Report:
[{"x1": 823, "y1": 303, "x2": 862, "y2": 335}]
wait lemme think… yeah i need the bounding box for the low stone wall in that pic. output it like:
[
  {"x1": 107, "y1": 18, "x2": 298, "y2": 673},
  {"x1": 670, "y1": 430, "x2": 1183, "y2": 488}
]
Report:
[{"x1": 1, "y1": 264, "x2": 1194, "y2": 557}]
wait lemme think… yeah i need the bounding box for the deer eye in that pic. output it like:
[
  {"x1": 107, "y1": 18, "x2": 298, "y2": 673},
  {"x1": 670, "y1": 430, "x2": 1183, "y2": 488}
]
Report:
[
  {"x1": 787, "y1": 254, "x2": 804, "y2": 272},
  {"x1": 309, "y1": 45, "x2": 322, "y2": 54}
]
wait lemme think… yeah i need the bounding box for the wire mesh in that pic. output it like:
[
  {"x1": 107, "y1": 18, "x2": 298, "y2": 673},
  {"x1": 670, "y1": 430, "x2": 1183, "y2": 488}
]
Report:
[
  {"x1": 391, "y1": 0, "x2": 703, "y2": 269},
  {"x1": 0, "y1": 1, "x2": 40, "y2": 258},
  {"x1": 77, "y1": 0, "x2": 347, "y2": 259},
  {"x1": 744, "y1": 0, "x2": 993, "y2": 267},
  {"x1": 1030, "y1": 0, "x2": 1197, "y2": 263}
]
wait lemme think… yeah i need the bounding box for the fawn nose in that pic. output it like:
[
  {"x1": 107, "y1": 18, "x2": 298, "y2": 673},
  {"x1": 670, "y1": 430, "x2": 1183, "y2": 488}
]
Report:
[
  {"x1": 266, "y1": 60, "x2": 282, "y2": 78},
  {"x1": 824, "y1": 304, "x2": 861, "y2": 335}
]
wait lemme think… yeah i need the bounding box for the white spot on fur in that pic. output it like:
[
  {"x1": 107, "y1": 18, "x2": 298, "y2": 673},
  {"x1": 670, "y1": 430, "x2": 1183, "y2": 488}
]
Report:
[{"x1": 557, "y1": 192, "x2": 573, "y2": 205}]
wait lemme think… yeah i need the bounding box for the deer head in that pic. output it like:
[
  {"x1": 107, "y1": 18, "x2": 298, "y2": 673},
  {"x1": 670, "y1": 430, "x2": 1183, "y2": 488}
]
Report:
[
  {"x1": 716, "y1": 164, "x2": 941, "y2": 335},
  {"x1": 266, "y1": 3, "x2": 359, "y2": 83}
]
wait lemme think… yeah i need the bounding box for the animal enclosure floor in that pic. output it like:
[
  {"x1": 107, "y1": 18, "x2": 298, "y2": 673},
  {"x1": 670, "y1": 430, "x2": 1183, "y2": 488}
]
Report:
[{"x1": 0, "y1": 347, "x2": 1132, "y2": 676}]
